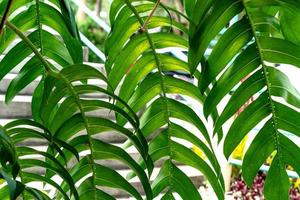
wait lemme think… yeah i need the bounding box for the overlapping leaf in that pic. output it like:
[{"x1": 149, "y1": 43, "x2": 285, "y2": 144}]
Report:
[
  {"x1": 0, "y1": 121, "x2": 78, "y2": 200},
  {"x1": 189, "y1": 0, "x2": 300, "y2": 199},
  {"x1": 0, "y1": 1, "x2": 83, "y2": 198},
  {"x1": 105, "y1": 0, "x2": 224, "y2": 199},
  {"x1": 37, "y1": 65, "x2": 153, "y2": 200},
  {"x1": 0, "y1": 0, "x2": 82, "y2": 103},
  {"x1": 1, "y1": 22, "x2": 153, "y2": 199},
  {"x1": 1, "y1": 1, "x2": 154, "y2": 199}
]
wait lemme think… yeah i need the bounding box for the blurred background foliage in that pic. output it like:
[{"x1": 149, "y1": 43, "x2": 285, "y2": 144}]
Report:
[
  {"x1": 71, "y1": 0, "x2": 110, "y2": 62},
  {"x1": 72, "y1": 0, "x2": 186, "y2": 62}
]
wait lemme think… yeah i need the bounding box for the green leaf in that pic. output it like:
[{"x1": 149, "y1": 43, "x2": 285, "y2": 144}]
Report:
[
  {"x1": 204, "y1": 44, "x2": 261, "y2": 118},
  {"x1": 192, "y1": 2, "x2": 300, "y2": 199},
  {"x1": 242, "y1": 120, "x2": 275, "y2": 185},
  {"x1": 78, "y1": 178, "x2": 116, "y2": 200},
  {"x1": 152, "y1": 160, "x2": 202, "y2": 200},
  {"x1": 36, "y1": 65, "x2": 152, "y2": 199},
  {"x1": 280, "y1": 9, "x2": 300, "y2": 45},
  {"x1": 189, "y1": 0, "x2": 243, "y2": 73},
  {"x1": 264, "y1": 155, "x2": 289, "y2": 200},
  {"x1": 268, "y1": 67, "x2": 300, "y2": 108},
  {"x1": 5, "y1": 57, "x2": 43, "y2": 103},
  {"x1": 0, "y1": 171, "x2": 24, "y2": 200},
  {"x1": 171, "y1": 142, "x2": 224, "y2": 200},
  {"x1": 21, "y1": 172, "x2": 70, "y2": 200},
  {"x1": 224, "y1": 92, "x2": 271, "y2": 158},
  {"x1": 200, "y1": 17, "x2": 253, "y2": 92},
  {"x1": 106, "y1": 1, "x2": 220, "y2": 199},
  {"x1": 0, "y1": 0, "x2": 82, "y2": 104},
  {"x1": 71, "y1": 157, "x2": 143, "y2": 200},
  {"x1": 259, "y1": 37, "x2": 300, "y2": 68}
]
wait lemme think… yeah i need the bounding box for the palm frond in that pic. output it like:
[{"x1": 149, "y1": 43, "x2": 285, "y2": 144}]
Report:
[
  {"x1": 0, "y1": 0, "x2": 82, "y2": 103},
  {"x1": 0, "y1": 122, "x2": 78, "y2": 199},
  {"x1": 189, "y1": 0, "x2": 300, "y2": 199},
  {"x1": 38, "y1": 64, "x2": 152, "y2": 200},
  {"x1": 105, "y1": 0, "x2": 224, "y2": 199},
  {"x1": 1, "y1": 1, "x2": 152, "y2": 199}
]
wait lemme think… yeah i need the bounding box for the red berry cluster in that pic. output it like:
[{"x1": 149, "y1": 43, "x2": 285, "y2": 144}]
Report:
[
  {"x1": 230, "y1": 172, "x2": 300, "y2": 200},
  {"x1": 290, "y1": 188, "x2": 300, "y2": 200}
]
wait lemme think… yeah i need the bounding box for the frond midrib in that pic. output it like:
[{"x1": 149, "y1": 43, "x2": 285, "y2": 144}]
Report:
[
  {"x1": 242, "y1": 0, "x2": 282, "y2": 160},
  {"x1": 123, "y1": 0, "x2": 177, "y2": 193},
  {"x1": 6, "y1": 19, "x2": 99, "y2": 199},
  {"x1": 55, "y1": 72, "x2": 98, "y2": 199}
]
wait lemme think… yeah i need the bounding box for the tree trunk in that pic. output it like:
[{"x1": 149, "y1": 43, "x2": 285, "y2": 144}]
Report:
[
  {"x1": 76, "y1": 0, "x2": 87, "y2": 22},
  {"x1": 94, "y1": 0, "x2": 102, "y2": 17}
]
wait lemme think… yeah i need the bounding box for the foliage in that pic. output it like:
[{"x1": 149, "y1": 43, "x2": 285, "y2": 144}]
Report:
[
  {"x1": 72, "y1": 0, "x2": 110, "y2": 62},
  {"x1": 0, "y1": 0, "x2": 300, "y2": 199},
  {"x1": 188, "y1": 0, "x2": 300, "y2": 199},
  {"x1": 78, "y1": 18, "x2": 107, "y2": 62},
  {"x1": 0, "y1": 0, "x2": 151, "y2": 199},
  {"x1": 105, "y1": 0, "x2": 224, "y2": 199}
]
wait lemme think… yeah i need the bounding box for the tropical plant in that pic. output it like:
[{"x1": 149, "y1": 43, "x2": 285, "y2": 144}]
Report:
[
  {"x1": 105, "y1": 0, "x2": 225, "y2": 199},
  {"x1": 0, "y1": 0, "x2": 151, "y2": 199},
  {"x1": 188, "y1": 0, "x2": 300, "y2": 199},
  {"x1": 0, "y1": 0, "x2": 300, "y2": 199}
]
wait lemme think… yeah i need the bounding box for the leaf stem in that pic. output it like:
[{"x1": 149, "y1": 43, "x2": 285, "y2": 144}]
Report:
[
  {"x1": 0, "y1": 0, "x2": 13, "y2": 34},
  {"x1": 141, "y1": 0, "x2": 160, "y2": 31},
  {"x1": 124, "y1": 2, "x2": 178, "y2": 192},
  {"x1": 5, "y1": 19, "x2": 97, "y2": 199},
  {"x1": 5, "y1": 21, "x2": 52, "y2": 73},
  {"x1": 242, "y1": 0, "x2": 281, "y2": 158}
]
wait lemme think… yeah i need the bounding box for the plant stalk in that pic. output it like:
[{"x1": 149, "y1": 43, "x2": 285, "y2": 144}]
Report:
[
  {"x1": 5, "y1": 20, "x2": 53, "y2": 72},
  {"x1": 0, "y1": 0, "x2": 13, "y2": 34},
  {"x1": 141, "y1": 0, "x2": 160, "y2": 31}
]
